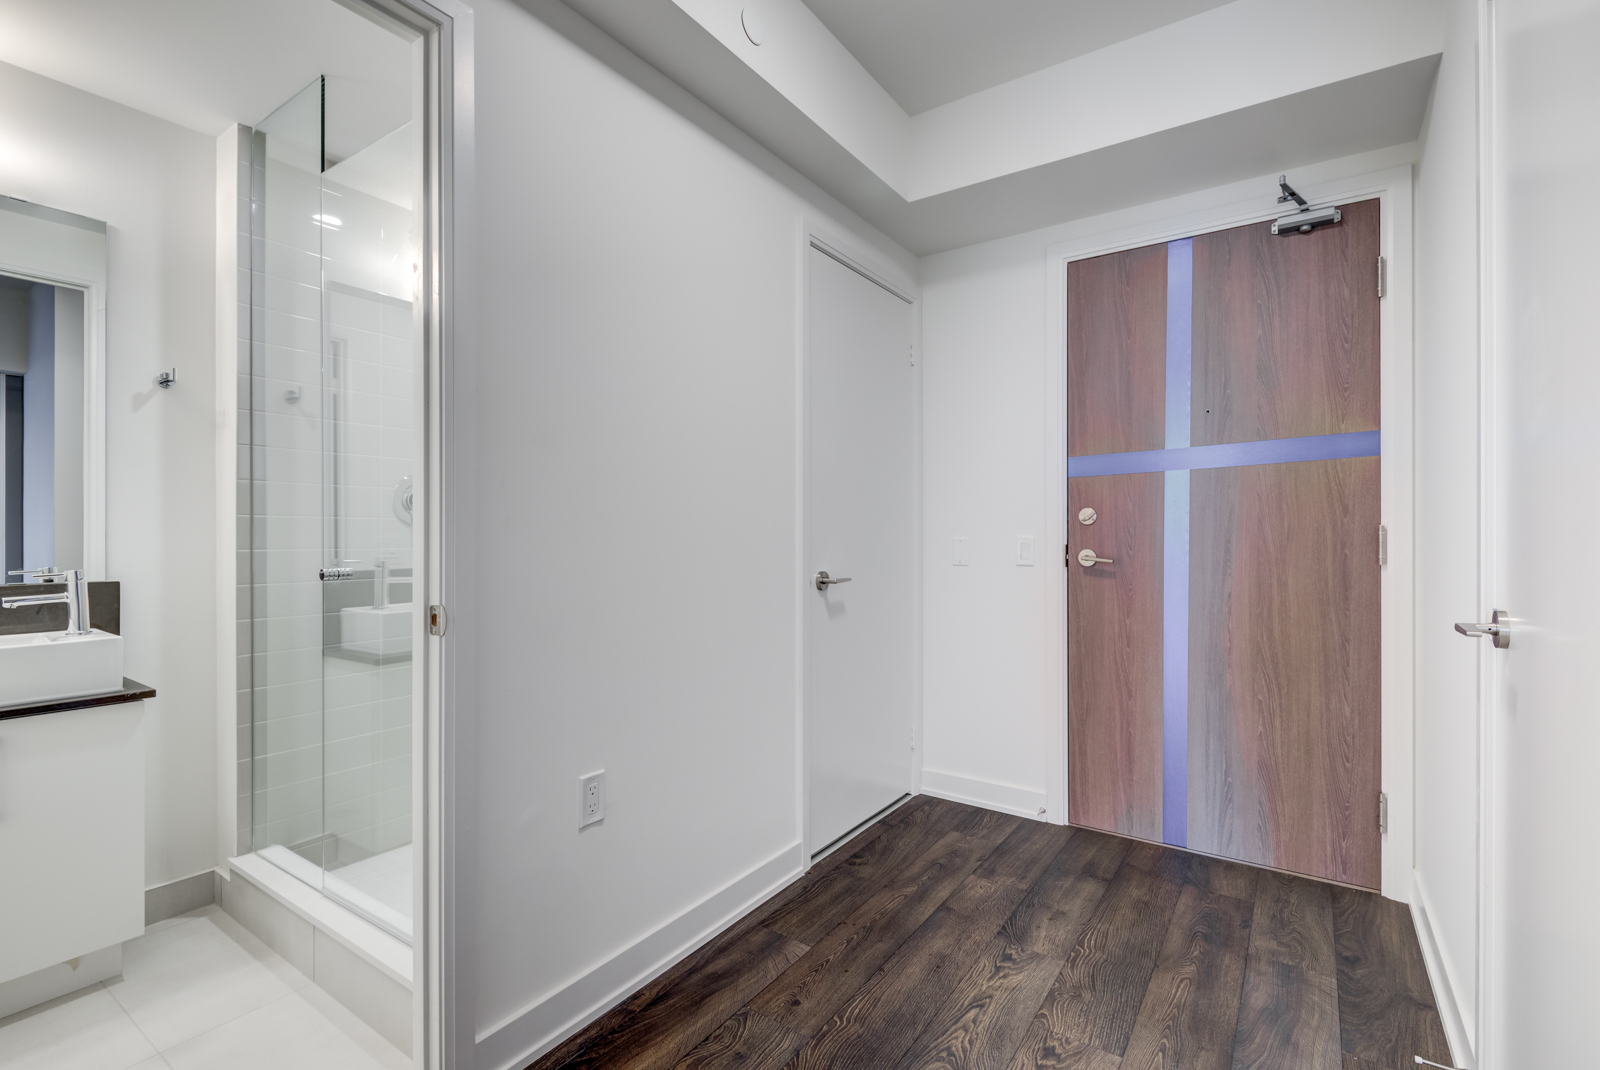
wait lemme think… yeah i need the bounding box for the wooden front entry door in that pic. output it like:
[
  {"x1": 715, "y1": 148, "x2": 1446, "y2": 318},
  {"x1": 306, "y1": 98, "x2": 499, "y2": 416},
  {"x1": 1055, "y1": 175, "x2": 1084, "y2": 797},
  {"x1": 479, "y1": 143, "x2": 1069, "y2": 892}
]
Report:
[{"x1": 1066, "y1": 200, "x2": 1382, "y2": 889}]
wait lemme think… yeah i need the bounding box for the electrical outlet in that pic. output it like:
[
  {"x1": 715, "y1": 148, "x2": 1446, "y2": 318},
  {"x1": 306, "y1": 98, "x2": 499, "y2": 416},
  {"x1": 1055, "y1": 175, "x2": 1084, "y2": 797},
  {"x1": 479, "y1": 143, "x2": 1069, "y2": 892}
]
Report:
[{"x1": 579, "y1": 771, "x2": 605, "y2": 828}]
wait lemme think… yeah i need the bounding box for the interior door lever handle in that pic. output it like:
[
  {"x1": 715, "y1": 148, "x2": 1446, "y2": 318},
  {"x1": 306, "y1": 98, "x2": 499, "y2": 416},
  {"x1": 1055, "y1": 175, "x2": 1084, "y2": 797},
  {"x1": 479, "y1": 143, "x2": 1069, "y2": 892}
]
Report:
[
  {"x1": 1454, "y1": 609, "x2": 1509, "y2": 649},
  {"x1": 815, "y1": 571, "x2": 853, "y2": 591},
  {"x1": 1076, "y1": 549, "x2": 1113, "y2": 567}
]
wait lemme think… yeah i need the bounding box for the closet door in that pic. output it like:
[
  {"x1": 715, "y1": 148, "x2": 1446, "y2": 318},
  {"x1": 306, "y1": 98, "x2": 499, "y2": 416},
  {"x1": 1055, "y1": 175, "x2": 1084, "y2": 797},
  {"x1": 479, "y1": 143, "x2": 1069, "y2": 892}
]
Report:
[
  {"x1": 1066, "y1": 201, "x2": 1382, "y2": 888},
  {"x1": 805, "y1": 244, "x2": 915, "y2": 855}
]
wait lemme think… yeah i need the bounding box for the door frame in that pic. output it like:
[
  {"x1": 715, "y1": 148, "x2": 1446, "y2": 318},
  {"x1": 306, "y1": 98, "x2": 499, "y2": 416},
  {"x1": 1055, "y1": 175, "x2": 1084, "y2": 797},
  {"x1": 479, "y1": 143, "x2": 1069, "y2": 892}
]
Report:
[
  {"x1": 796, "y1": 220, "x2": 922, "y2": 866},
  {"x1": 314, "y1": 3, "x2": 476, "y2": 1065},
  {"x1": 362, "y1": 1, "x2": 476, "y2": 1066},
  {"x1": 1042, "y1": 160, "x2": 1416, "y2": 901}
]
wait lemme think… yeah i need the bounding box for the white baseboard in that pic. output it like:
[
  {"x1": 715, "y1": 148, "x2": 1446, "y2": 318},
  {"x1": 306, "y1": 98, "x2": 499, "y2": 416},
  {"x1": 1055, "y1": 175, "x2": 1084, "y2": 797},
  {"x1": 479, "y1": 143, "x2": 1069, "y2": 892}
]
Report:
[
  {"x1": 1411, "y1": 869, "x2": 1475, "y2": 1069},
  {"x1": 919, "y1": 769, "x2": 1047, "y2": 821},
  {"x1": 474, "y1": 841, "x2": 804, "y2": 1070}
]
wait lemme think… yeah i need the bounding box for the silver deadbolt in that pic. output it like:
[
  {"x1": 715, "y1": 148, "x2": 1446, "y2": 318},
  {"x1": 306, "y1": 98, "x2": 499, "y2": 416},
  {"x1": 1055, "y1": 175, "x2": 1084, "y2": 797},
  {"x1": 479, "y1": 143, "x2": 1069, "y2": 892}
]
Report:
[
  {"x1": 816, "y1": 570, "x2": 853, "y2": 591},
  {"x1": 1455, "y1": 609, "x2": 1509, "y2": 649},
  {"x1": 1077, "y1": 548, "x2": 1113, "y2": 567},
  {"x1": 1078, "y1": 507, "x2": 1098, "y2": 525}
]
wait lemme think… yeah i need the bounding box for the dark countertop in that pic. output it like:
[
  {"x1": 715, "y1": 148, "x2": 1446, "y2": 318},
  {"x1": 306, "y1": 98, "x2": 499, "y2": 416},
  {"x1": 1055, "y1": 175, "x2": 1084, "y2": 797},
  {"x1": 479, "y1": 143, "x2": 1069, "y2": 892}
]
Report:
[{"x1": 0, "y1": 678, "x2": 156, "y2": 722}]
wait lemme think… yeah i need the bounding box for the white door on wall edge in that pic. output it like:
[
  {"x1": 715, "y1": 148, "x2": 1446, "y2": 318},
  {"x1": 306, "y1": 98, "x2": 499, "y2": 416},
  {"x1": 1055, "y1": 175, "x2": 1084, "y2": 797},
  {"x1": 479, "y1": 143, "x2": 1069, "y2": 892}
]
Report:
[{"x1": 805, "y1": 243, "x2": 915, "y2": 856}]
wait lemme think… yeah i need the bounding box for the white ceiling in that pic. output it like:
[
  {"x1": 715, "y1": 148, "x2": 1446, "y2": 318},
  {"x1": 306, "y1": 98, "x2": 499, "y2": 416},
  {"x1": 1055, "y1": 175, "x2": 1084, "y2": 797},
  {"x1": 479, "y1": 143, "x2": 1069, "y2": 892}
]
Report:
[
  {"x1": 0, "y1": 0, "x2": 412, "y2": 159},
  {"x1": 800, "y1": 0, "x2": 1237, "y2": 114}
]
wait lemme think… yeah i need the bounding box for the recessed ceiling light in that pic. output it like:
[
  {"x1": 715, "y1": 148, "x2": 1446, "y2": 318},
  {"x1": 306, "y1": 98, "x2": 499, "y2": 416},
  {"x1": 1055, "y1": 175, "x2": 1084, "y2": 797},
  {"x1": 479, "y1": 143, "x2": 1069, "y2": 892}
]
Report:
[{"x1": 741, "y1": 5, "x2": 764, "y2": 46}]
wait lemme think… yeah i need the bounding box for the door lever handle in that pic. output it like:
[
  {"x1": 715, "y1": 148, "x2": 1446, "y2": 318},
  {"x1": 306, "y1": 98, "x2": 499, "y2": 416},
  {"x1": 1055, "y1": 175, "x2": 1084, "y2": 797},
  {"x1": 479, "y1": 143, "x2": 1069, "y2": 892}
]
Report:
[
  {"x1": 815, "y1": 571, "x2": 852, "y2": 591},
  {"x1": 1454, "y1": 609, "x2": 1509, "y2": 649},
  {"x1": 1076, "y1": 549, "x2": 1113, "y2": 568}
]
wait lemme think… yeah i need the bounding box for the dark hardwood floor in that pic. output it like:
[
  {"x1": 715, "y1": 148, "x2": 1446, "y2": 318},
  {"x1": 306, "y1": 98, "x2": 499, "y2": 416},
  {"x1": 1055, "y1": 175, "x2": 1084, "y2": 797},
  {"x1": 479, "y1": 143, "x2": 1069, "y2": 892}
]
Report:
[{"x1": 527, "y1": 796, "x2": 1452, "y2": 1070}]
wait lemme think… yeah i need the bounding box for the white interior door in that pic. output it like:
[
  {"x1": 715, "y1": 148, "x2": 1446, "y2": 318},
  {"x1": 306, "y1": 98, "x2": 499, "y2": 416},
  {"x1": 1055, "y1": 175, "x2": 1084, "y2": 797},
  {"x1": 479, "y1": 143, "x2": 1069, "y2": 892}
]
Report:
[
  {"x1": 805, "y1": 244, "x2": 915, "y2": 855},
  {"x1": 1484, "y1": 3, "x2": 1600, "y2": 1065}
]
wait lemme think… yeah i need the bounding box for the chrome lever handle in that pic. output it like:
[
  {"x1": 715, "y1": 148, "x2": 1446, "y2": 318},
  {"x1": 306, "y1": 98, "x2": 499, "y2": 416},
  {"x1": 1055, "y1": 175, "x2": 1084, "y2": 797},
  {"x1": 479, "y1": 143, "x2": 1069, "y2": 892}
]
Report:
[
  {"x1": 1454, "y1": 609, "x2": 1510, "y2": 649},
  {"x1": 815, "y1": 571, "x2": 853, "y2": 591},
  {"x1": 1076, "y1": 549, "x2": 1113, "y2": 567}
]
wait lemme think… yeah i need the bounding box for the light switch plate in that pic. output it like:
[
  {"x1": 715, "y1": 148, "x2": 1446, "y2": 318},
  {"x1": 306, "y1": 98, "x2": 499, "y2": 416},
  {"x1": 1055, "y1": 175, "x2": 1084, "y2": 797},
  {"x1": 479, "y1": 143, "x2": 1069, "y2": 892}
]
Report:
[
  {"x1": 952, "y1": 536, "x2": 969, "y2": 566},
  {"x1": 579, "y1": 771, "x2": 605, "y2": 828},
  {"x1": 1017, "y1": 537, "x2": 1034, "y2": 566}
]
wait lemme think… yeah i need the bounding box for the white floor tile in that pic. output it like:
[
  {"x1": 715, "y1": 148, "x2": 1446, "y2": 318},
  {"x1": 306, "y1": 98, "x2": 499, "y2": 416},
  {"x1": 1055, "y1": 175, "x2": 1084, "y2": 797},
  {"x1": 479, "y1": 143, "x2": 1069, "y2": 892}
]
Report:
[
  {"x1": 0, "y1": 985, "x2": 157, "y2": 1070},
  {"x1": 161, "y1": 986, "x2": 408, "y2": 1070},
  {"x1": 103, "y1": 908, "x2": 309, "y2": 1051}
]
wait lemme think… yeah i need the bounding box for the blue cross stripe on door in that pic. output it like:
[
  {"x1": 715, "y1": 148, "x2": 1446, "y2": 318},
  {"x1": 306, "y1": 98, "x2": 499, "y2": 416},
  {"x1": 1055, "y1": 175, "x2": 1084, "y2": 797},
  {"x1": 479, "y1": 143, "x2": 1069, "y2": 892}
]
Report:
[{"x1": 1068, "y1": 236, "x2": 1381, "y2": 849}]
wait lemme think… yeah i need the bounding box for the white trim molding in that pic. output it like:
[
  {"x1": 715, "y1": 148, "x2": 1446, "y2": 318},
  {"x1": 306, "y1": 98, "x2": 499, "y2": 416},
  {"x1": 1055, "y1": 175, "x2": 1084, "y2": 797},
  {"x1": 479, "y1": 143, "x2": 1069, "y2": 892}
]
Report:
[
  {"x1": 1041, "y1": 147, "x2": 1418, "y2": 901},
  {"x1": 919, "y1": 769, "x2": 1047, "y2": 822},
  {"x1": 473, "y1": 842, "x2": 803, "y2": 1070},
  {"x1": 1412, "y1": 868, "x2": 1477, "y2": 1068}
]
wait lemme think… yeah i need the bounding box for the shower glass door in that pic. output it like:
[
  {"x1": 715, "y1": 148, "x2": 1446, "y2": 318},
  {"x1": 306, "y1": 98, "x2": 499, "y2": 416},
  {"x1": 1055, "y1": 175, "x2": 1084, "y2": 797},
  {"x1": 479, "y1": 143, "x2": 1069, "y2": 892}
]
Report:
[{"x1": 248, "y1": 75, "x2": 417, "y2": 943}]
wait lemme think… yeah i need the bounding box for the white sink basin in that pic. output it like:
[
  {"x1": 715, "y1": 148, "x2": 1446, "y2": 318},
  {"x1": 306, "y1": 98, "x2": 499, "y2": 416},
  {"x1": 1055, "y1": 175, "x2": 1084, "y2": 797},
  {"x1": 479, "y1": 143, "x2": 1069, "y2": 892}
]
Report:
[
  {"x1": 341, "y1": 604, "x2": 413, "y2": 658},
  {"x1": 0, "y1": 629, "x2": 124, "y2": 707}
]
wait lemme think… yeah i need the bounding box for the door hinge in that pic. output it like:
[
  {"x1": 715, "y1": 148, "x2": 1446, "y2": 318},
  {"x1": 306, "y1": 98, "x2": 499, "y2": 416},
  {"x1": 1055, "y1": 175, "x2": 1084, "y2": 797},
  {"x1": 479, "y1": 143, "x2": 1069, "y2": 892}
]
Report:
[
  {"x1": 1377, "y1": 255, "x2": 1387, "y2": 298},
  {"x1": 428, "y1": 603, "x2": 448, "y2": 636},
  {"x1": 1378, "y1": 791, "x2": 1389, "y2": 835},
  {"x1": 1378, "y1": 524, "x2": 1388, "y2": 568},
  {"x1": 909, "y1": 343, "x2": 915, "y2": 367}
]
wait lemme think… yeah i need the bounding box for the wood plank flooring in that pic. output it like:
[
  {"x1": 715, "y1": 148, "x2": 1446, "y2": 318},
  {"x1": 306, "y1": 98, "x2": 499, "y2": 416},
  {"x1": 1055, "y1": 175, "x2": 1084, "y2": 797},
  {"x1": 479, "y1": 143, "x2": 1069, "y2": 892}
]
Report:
[{"x1": 527, "y1": 797, "x2": 1452, "y2": 1070}]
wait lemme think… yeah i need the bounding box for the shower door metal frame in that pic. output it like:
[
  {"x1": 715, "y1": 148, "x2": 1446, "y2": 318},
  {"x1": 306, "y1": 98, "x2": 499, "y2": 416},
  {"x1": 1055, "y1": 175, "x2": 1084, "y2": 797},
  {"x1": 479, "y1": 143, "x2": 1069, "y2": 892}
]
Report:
[{"x1": 1043, "y1": 163, "x2": 1417, "y2": 902}]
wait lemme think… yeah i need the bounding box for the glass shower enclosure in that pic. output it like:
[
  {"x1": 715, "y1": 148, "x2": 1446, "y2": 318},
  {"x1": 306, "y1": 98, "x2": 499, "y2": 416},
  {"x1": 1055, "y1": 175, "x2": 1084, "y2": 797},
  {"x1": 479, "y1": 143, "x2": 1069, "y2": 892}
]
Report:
[{"x1": 245, "y1": 76, "x2": 418, "y2": 942}]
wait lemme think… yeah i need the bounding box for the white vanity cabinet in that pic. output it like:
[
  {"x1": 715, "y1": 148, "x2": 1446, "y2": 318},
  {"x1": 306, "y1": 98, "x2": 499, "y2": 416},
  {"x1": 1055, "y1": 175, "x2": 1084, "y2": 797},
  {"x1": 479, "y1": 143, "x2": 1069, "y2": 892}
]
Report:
[{"x1": 0, "y1": 700, "x2": 145, "y2": 999}]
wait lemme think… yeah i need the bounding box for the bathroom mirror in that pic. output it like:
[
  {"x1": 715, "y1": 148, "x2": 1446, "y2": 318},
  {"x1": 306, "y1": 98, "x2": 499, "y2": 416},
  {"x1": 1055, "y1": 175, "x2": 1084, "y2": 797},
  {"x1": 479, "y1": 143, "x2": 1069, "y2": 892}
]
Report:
[{"x1": 0, "y1": 195, "x2": 106, "y2": 581}]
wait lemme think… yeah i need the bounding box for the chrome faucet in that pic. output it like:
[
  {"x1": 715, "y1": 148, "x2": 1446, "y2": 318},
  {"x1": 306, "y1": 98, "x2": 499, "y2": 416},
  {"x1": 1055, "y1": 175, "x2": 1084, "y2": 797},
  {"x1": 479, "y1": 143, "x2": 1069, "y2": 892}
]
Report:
[{"x1": 3, "y1": 567, "x2": 94, "y2": 637}]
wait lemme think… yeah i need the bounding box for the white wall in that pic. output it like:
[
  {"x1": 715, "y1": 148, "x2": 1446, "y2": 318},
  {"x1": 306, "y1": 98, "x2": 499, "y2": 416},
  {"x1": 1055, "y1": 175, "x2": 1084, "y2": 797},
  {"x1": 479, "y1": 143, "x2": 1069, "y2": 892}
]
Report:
[
  {"x1": 464, "y1": 2, "x2": 914, "y2": 1065},
  {"x1": 0, "y1": 59, "x2": 218, "y2": 889},
  {"x1": 919, "y1": 241, "x2": 1051, "y2": 812},
  {"x1": 1410, "y1": 0, "x2": 1482, "y2": 1057}
]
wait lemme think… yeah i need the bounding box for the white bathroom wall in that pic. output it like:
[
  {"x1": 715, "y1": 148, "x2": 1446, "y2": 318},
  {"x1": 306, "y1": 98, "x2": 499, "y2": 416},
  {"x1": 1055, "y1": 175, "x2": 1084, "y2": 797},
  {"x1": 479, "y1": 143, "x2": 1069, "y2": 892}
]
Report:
[
  {"x1": 463, "y1": 2, "x2": 916, "y2": 1065},
  {"x1": 917, "y1": 143, "x2": 1420, "y2": 822},
  {"x1": 0, "y1": 59, "x2": 218, "y2": 889},
  {"x1": 1410, "y1": 0, "x2": 1482, "y2": 1057}
]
